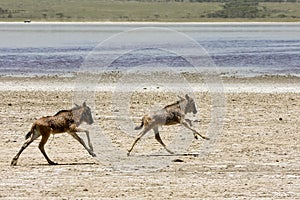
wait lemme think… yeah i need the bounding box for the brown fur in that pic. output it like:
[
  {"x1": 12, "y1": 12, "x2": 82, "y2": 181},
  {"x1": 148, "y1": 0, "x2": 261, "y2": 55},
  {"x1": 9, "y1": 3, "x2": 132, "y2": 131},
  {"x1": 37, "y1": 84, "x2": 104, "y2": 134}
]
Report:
[
  {"x1": 11, "y1": 102, "x2": 96, "y2": 166},
  {"x1": 128, "y1": 94, "x2": 209, "y2": 156}
]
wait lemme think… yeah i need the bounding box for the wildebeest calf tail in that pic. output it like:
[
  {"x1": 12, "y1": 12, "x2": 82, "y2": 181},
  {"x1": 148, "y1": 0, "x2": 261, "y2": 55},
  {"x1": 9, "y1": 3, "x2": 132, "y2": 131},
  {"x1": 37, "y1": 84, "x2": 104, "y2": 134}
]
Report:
[
  {"x1": 135, "y1": 115, "x2": 151, "y2": 130},
  {"x1": 25, "y1": 131, "x2": 32, "y2": 140},
  {"x1": 25, "y1": 123, "x2": 36, "y2": 140},
  {"x1": 135, "y1": 120, "x2": 144, "y2": 130}
]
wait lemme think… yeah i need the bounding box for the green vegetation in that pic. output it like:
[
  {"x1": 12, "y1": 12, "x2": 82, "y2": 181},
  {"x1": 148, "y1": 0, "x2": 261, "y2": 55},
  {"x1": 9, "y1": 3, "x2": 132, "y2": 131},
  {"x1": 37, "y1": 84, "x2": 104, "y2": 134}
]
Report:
[
  {"x1": 207, "y1": 0, "x2": 265, "y2": 18},
  {"x1": 0, "y1": 0, "x2": 299, "y2": 22}
]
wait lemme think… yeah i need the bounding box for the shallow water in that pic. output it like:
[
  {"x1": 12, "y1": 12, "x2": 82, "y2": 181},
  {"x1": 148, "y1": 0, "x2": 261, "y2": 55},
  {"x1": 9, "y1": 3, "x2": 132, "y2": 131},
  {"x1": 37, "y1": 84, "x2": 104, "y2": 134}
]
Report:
[{"x1": 0, "y1": 22, "x2": 299, "y2": 76}]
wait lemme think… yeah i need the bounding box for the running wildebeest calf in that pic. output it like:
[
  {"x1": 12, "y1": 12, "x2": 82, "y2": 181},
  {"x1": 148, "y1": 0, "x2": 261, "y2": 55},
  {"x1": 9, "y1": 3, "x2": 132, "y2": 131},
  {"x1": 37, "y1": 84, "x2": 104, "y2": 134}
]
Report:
[
  {"x1": 11, "y1": 102, "x2": 96, "y2": 166},
  {"x1": 127, "y1": 94, "x2": 209, "y2": 156}
]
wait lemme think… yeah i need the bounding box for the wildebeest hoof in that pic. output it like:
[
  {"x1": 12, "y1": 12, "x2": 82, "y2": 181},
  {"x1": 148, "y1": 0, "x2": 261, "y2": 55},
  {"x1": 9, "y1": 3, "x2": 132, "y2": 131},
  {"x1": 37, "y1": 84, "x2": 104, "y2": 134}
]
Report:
[
  {"x1": 90, "y1": 152, "x2": 97, "y2": 157},
  {"x1": 204, "y1": 136, "x2": 210, "y2": 140},
  {"x1": 11, "y1": 159, "x2": 17, "y2": 166},
  {"x1": 48, "y1": 161, "x2": 58, "y2": 165},
  {"x1": 167, "y1": 150, "x2": 174, "y2": 154}
]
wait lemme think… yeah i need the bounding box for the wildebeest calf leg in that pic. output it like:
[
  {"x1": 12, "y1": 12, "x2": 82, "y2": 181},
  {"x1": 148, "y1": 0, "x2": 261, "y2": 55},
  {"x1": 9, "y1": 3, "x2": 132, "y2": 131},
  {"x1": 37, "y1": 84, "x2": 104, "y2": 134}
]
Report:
[
  {"x1": 11, "y1": 130, "x2": 41, "y2": 166},
  {"x1": 39, "y1": 132, "x2": 57, "y2": 165},
  {"x1": 181, "y1": 121, "x2": 210, "y2": 140},
  {"x1": 69, "y1": 132, "x2": 96, "y2": 157},
  {"x1": 127, "y1": 126, "x2": 152, "y2": 156},
  {"x1": 185, "y1": 119, "x2": 193, "y2": 127},
  {"x1": 153, "y1": 127, "x2": 174, "y2": 154},
  {"x1": 75, "y1": 128, "x2": 94, "y2": 152}
]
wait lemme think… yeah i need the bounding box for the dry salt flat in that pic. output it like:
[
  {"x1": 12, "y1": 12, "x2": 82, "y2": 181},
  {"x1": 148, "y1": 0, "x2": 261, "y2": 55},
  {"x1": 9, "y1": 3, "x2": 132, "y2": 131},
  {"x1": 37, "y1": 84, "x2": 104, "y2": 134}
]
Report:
[{"x1": 0, "y1": 75, "x2": 299, "y2": 199}]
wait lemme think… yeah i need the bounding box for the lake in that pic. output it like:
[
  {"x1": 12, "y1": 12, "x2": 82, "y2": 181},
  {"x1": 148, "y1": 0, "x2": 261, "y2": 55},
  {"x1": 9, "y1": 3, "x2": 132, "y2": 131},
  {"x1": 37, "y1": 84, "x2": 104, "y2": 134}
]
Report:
[{"x1": 0, "y1": 22, "x2": 299, "y2": 77}]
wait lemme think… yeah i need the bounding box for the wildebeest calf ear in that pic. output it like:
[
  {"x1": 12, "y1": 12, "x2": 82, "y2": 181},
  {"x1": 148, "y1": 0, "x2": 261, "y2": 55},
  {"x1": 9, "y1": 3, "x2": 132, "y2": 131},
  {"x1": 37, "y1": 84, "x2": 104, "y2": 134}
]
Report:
[
  {"x1": 83, "y1": 101, "x2": 87, "y2": 107},
  {"x1": 185, "y1": 94, "x2": 190, "y2": 100},
  {"x1": 74, "y1": 103, "x2": 80, "y2": 107},
  {"x1": 178, "y1": 95, "x2": 185, "y2": 101}
]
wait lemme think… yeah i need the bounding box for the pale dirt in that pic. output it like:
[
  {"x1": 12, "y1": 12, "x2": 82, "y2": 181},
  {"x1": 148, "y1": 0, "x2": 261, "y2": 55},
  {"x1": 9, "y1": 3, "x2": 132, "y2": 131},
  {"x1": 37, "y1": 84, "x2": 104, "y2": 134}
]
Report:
[{"x1": 0, "y1": 76, "x2": 299, "y2": 199}]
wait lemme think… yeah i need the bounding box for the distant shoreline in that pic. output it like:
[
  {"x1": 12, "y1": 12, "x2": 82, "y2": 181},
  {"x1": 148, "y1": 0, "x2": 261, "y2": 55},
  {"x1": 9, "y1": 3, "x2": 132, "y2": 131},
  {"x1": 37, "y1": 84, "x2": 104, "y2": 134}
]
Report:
[
  {"x1": 0, "y1": 74, "x2": 299, "y2": 93},
  {"x1": 1, "y1": 21, "x2": 300, "y2": 25}
]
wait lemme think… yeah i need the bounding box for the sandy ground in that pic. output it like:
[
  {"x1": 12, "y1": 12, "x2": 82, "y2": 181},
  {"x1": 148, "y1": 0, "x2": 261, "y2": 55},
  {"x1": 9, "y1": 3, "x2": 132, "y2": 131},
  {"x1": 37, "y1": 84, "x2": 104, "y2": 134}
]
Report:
[{"x1": 0, "y1": 75, "x2": 299, "y2": 199}]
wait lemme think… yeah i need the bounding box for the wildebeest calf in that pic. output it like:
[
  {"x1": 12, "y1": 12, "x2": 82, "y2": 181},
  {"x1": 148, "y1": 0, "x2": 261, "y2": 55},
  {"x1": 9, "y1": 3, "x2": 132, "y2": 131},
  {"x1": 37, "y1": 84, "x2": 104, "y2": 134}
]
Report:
[
  {"x1": 11, "y1": 102, "x2": 96, "y2": 166},
  {"x1": 127, "y1": 94, "x2": 209, "y2": 155}
]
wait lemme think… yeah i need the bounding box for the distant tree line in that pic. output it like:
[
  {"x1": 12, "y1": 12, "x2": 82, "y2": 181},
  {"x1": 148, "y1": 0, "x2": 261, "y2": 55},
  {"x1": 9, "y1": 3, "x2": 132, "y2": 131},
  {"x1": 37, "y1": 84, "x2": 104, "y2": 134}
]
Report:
[
  {"x1": 207, "y1": 0, "x2": 265, "y2": 18},
  {"x1": 0, "y1": 7, "x2": 17, "y2": 18},
  {"x1": 0, "y1": 7, "x2": 9, "y2": 14}
]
